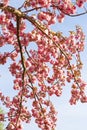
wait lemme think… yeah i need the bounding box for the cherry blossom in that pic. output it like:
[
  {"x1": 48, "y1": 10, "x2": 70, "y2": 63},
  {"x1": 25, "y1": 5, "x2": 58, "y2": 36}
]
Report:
[{"x1": 0, "y1": 0, "x2": 87, "y2": 130}]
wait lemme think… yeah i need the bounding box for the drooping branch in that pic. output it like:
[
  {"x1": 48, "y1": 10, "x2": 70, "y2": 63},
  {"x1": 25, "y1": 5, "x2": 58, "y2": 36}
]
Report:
[
  {"x1": 16, "y1": 15, "x2": 26, "y2": 129},
  {"x1": 16, "y1": 13, "x2": 47, "y2": 123}
]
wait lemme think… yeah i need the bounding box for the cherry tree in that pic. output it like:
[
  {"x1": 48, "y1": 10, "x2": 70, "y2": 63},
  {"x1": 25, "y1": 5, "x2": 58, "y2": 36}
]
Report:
[{"x1": 0, "y1": 0, "x2": 87, "y2": 130}]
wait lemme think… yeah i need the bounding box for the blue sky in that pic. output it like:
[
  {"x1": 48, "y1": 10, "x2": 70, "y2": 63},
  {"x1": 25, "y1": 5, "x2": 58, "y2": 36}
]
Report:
[{"x1": 0, "y1": 0, "x2": 87, "y2": 130}]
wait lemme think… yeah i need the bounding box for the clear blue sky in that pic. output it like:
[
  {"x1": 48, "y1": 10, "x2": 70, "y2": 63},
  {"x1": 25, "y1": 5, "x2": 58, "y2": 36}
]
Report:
[{"x1": 0, "y1": 1, "x2": 87, "y2": 130}]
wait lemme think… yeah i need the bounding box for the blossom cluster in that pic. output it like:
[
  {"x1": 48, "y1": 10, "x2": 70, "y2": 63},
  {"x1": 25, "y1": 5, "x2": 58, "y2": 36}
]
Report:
[{"x1": 24, "y1": 0, "x2": 87, "y2": 23}]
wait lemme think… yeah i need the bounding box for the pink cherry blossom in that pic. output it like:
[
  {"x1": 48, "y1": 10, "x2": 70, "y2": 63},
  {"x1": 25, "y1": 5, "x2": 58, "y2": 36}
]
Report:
[{"x1": 0, "y1": 1, "x2": 87, "y2": 130}]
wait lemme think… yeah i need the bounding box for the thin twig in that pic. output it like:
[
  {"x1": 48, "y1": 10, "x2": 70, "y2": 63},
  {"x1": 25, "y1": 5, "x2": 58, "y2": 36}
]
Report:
[
  {"x1": 23, "y1": 4, "x2": 87, "y2": 17},
  {"x1": 23, "y1": 6, "x2": 44, "y2": 13}
]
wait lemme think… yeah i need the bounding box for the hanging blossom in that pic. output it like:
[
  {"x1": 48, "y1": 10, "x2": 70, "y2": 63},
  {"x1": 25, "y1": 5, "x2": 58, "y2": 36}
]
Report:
[{"x1": 0, "y1": 1, "x2": 87, "y2": 130}]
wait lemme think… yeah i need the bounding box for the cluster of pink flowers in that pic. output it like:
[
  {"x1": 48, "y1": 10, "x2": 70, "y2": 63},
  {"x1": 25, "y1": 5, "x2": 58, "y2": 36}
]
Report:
[
  {"x1": 32, "y1": 100, "x2": 57, "y2": 130},
  {"x1": 0, "y1": 0, "x2": 87, "y2": 130},
  {"x1": 25, "y1": 0, "x2": 87, "y2": 23}
]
